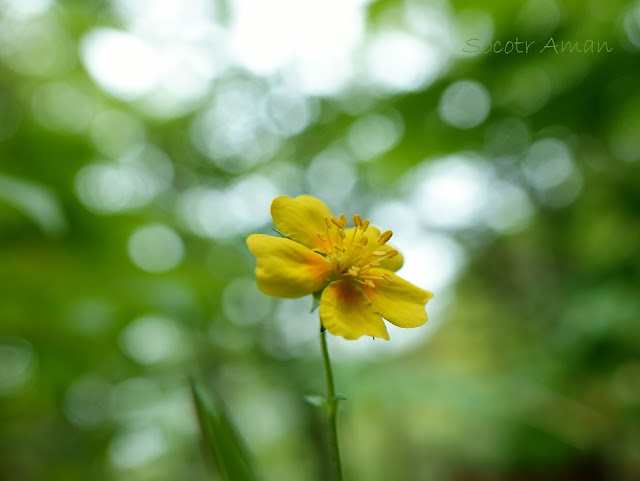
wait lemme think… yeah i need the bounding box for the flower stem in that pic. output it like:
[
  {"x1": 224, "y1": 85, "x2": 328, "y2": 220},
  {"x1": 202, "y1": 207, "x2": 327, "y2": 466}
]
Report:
[{"x1": 320, "y1": 327, "x2": 343, "y2": 481}]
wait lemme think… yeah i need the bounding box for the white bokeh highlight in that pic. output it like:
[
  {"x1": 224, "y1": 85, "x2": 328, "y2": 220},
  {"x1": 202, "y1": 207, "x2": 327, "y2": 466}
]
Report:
[
  {"x1": 120, "y1": 315, "x2": 183, "y2": 365},
  {"x1": 128, "y1": 224, "x2": 184, "y2": 273},
  {"x1": 439, "y1": 80, "x2": 491, "y2": 129}
]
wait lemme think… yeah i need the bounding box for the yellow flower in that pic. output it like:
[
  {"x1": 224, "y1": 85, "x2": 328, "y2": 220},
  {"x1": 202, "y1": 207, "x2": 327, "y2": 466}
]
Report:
[{"x1": 246, "y1": 195, "x2": 433, "y2": 340}]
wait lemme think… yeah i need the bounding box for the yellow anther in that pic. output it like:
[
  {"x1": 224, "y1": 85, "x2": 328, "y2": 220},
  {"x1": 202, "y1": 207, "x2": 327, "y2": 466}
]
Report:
[
  {"x1": 377, "y1": 230, "x2": 393, "y2": 245},
  {"x1": 348, "y1": 266, "x2": 360, "y2": 276},
  {"x1": 324, "y1": 210, "x2": 403, "y2": 286},
  {"x1": 362, "y1": 274, "x2": 384, "y2": 280}
]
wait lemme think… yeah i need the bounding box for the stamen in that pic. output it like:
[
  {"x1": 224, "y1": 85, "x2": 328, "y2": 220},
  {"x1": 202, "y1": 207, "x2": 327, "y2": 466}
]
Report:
[
  {"x1": 325, "y1": 223, "x2": 335, "y2": 252},
  {"x1": 361, "y1": 275, "x2": 384, "y2": 281},
  {"x1": 325, "y1": 212, "x2": 399, "y2": 288},
  {"x1": 377, "y1": 230, "x2": 393, "y2": 245},
  {"x1": 349, "y1": 224, "x2": 359, "y2": 245},
  {"x1": 347, "y1": 266, "x2": 360, "y2": 276}
]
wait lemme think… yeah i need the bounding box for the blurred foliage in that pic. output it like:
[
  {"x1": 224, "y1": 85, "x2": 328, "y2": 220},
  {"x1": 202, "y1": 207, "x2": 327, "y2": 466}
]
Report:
[
  {"x1": 1, "y1": 0, "x2": 640, "y2": 480},
  {"x1": 191, "y1": 378, "x2": 262, "y2": 481}
]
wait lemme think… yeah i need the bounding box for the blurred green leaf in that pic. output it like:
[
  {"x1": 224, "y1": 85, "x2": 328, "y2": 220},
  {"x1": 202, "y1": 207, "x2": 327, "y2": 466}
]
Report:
[
  {"x1": 303, "y1": 394, "x2": 327, "y2": 408},
  {"x1": 0, "y1": 173, "x2": 66, "y2": 235},
  {"x1": 190, "y1": 378, "x2": 261, "y2": 481},
  {"x1": 310, "y1": 291, "x2": 322, "y2": 313},
  {"x1": 304, "y1": 393, "x2": 346, "y2": 409}
]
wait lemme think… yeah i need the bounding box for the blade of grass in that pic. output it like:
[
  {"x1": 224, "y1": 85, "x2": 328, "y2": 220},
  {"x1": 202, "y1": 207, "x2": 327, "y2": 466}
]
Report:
[{"x1": 190, "y1": 378, "x2": 260, "y2": 481}]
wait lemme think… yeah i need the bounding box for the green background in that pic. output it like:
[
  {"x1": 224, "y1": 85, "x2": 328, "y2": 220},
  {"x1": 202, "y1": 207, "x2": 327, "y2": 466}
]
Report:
[{"x1": 1, "y1": 0, "x2": 639, "y2": 480}]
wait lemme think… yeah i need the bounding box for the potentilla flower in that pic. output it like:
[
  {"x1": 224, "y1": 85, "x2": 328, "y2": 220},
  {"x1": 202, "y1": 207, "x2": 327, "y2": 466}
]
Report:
[{"x1": 246, "y1": 195, "x2": 433, "y2": 340}]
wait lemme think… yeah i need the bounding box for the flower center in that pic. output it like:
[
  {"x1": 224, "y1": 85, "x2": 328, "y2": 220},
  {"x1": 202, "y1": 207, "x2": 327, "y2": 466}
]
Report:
[{"x1": 315, "y1": 214, "x2": 396, "y2": 288}]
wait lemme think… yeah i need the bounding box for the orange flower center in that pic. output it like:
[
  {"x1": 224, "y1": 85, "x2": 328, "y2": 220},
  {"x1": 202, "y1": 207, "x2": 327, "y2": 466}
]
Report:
[{"x1": 315, "y1": 214, "x2": 396, "y2": 288}]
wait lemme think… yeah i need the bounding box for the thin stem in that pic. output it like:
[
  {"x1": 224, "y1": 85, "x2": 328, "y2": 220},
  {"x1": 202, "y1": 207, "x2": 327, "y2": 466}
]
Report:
[{"x1": 320, "y1": 327, "x2": 343, "y2": 481}]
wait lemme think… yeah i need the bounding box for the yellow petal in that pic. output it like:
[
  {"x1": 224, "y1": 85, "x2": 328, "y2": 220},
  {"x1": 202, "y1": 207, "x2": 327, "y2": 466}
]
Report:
[
  {"x1": 271, "y1": 195, "x2": 333, "y2": 252},
  {"x1": 247, "y1": 234, "x2": 331, "y2": 298},
  {"x1": 344, "y1": 226, "x2": 404, "y2": 272},
  {"x1": 360, "y1": 269, "x2": 433, "y2": 328},
  {"x1": 378, "y1": 243, "x2": 403, "y2": 272},
  {"x1": 320, "y1": 280, "x2": 389, "y2": 340}
]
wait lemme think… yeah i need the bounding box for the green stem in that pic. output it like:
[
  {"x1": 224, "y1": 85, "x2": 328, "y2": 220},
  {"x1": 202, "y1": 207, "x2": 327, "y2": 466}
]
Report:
[{"x1": 320, "y1": 327, "x2": 343, "y2": 481}]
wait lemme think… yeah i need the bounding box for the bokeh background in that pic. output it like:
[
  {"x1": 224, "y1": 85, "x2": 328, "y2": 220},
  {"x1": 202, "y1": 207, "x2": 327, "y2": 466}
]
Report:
[{"x1": 2, "y1": 0, "x2": 640, "y2": 480}]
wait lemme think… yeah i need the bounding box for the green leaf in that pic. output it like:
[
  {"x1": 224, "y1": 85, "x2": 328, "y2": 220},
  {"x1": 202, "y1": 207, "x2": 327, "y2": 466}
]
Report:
[
  {"x1": 190, "y1": 378, "x2": 261, "y2": 481},
  {"x1": 303, "y1": 393, "x2": 346, "y2": 409},
  {"x1": 303, "y1": 394, "x2": 327, "y2": 408},
  {"x1": 310, "y1": 290, "x2": 322, "y2": 313}
]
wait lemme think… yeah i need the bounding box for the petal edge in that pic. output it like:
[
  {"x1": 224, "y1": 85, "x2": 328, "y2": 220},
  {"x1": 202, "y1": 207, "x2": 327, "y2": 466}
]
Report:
[
  {"x1": 361, "y1": 269, "x2": 433, "y2": 328},
  {"x1": 320, "y1": 280, "x2": 389, "y2": 340},
  {"x1": 247, "y1": 234, "x2": 331, "y2": 298},
  {"x1": 271, "y1": 195, "x2": 333, "y2": 252}
]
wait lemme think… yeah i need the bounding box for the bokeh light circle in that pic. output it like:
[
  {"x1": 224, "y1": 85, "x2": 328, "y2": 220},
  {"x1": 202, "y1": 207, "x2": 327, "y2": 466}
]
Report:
[
  {"x1": 438, "y1": 80, "x2": 491, "y2": 129},
  {"x1": 127, "y1": 224, "x2": 184, "y2": 273}
]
